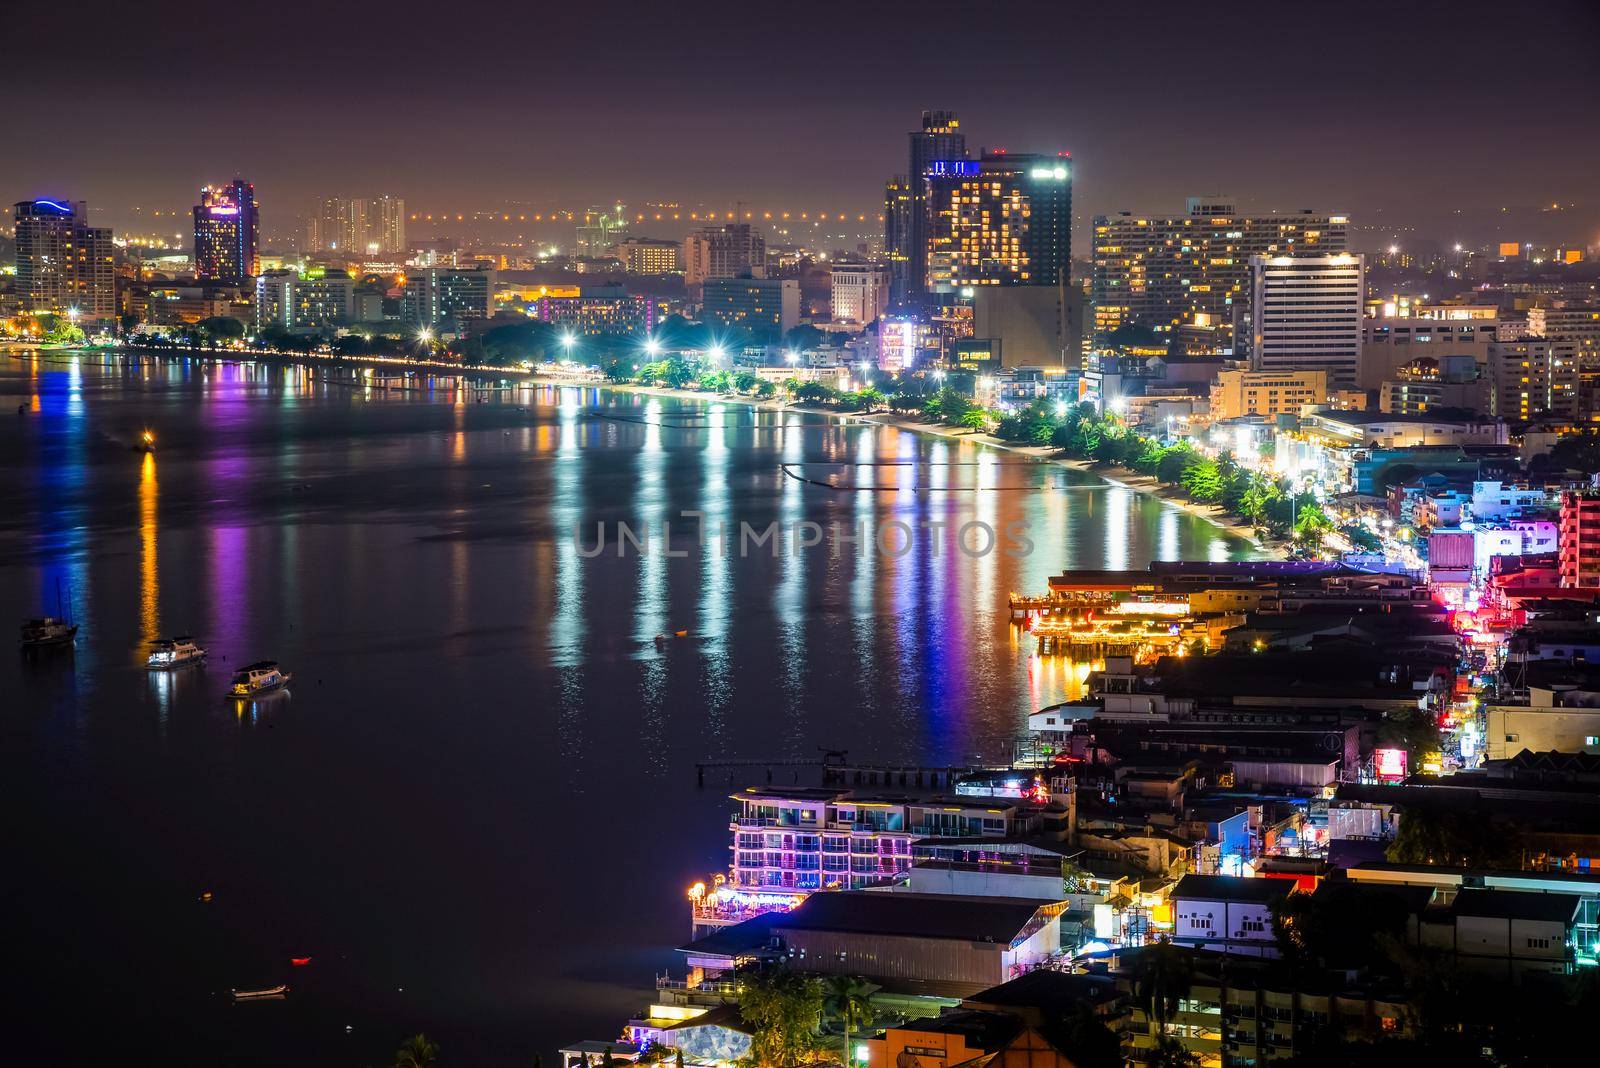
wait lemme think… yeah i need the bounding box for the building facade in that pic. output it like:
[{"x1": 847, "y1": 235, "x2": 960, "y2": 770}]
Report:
[
  {"x1": 1208, "y1": 367, "x2": 1327, "y2": 421},
  {"x1": 924, "y1": 153, "x2": 1071, "y2": 292},
  {"x1": 1247, "y1": 254, "x2": 1364, "y2": 389},
  {"x1": 255, "y1": 269, "x2": 357, "y2": 331},
  {"x1": 193, "y1": 179, "x2": 260, "y2": 283},
  {"x1": 728, "y1": 788, "x2": 1030, "y2": 891},
  {"x1": 1091, "y1": 199, "x2": 1349, "y2": 351},
  {"x1": 886, "y1": 110, "x2": 965, "y2": 305},
  {"x1": 614, "y1": 238, "x2": 682, "y2": 275},
  {"x1": 830, "y1": 261, "x2": 890, "y2": 324},
  {"x1": 12, "y1": 199, "x2": 116, "y2": 320},
  {"x1": 683, "y1": 224, "x2": 765, "y2": 288},
  {"x1": 402, "y1": 267, "x2": 496, "y2": 327},
  {"x1": 1561, "y1": 491, "x2": 1600, "y2": 589},
  {"x1": 701, "y1": 277, "x2": 799, "y2": 341},
  {"x1": 1489, "y1": 338, "x2": 1581, "y2": 421}
]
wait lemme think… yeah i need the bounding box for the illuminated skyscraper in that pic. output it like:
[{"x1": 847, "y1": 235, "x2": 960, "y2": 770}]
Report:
[
  {"x1": 883, "y1": 176, "x2": 913, "y2": 304},
  {"x1": 1247, "y1": 253, "x2": 1364, "y2": 390},
  {"x1": 12, "y1": 199, "x2": 116, "y2": 320},
  {"x1": 371, "y1": 195, "x2": 406, "y2": 255},
  {"x1": 923, "y1": 152, "x2": 1071, "y2": 291},
  {"x1": 1091, "y1": 198, "x2": 1348, "y2": 352},
  {"x1": 683, "y1": 224, "x2": 765, "y2": 289},
  {"x1": 885, "y1": 110, "x2": 964, "y2": 305},
  {"x1": 193, "y1": 179, "x2": 259, "y2": 282}
]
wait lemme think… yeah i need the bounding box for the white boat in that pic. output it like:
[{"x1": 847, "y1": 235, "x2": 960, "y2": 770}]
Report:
[
  {"x1": 231, "y1": 984, "x2": 289, "y2": 1002},
  {"x1": 21, "y1": 616, "x2": 77, "y2": 648},
  {"x1": 229, "y1": 661, "x2": 292, "y2": 697},
  {"x1": 148, "y1": 635, "x2": 206, "y2": 668}
]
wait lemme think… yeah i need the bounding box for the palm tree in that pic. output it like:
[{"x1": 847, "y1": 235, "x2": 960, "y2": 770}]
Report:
[
  {"x1": 394, "y1": 1033, "x2": 440, "y2": 1068},
  {"x1": 1132, "y1": 939, "x2": 1193, "y2": 1039},
  {"x1": 822, "y1": 976, "x2": 874, "y2": 1066}
]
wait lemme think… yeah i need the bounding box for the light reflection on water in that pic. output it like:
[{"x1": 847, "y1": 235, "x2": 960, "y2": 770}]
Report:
[{"x1": 0, "y1": 351, "x2": 1267, "y2": 1065}]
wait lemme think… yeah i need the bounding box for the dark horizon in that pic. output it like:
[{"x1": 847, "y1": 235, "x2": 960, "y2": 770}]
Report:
[{"x1": 7, "y1": 0, "x2": 1600, "y2": 246}]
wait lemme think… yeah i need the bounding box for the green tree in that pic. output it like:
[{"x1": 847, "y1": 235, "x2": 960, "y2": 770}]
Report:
[
  {"x1": 822, "y1": 976, "x2": 874, "y2": 1066},
  {"x1": 1292, "y1": 500, "x2": 1334, "y2": 548},
  {"x1": 1386, "y1": 808, "x2": 1517, "y2": 868},
  {"x1": 957, "y1": 406, "x2": 991, "y2": 432},
  {"x1": 737, "y1": 966, "x2": 824, "y2": 1068},
  {"x1": 1377, "y1": 707, "x2": 1442, "y2": 771},
  {"x1": 1547, "y1": 432, "x2": 1600, "y2": 474},
  {"x1": 1180, "y1": 458, "x2": 1224, "y2": 502},
  {"x1": 394, "y1": 1034, "x2": 440, "y2": 1068}
]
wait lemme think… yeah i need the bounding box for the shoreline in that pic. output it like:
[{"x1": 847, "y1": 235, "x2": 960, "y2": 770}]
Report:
[{"x1": 7, "y1": 343, "x2": 1277, "y2": 554}]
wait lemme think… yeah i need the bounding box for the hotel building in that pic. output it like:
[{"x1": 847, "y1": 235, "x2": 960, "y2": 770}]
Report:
[
  {"x1": 830, "y1": 260, "x2": 890, "y2": 324},
  {"x1": 701, "y1": 277, "x2": 799, "y2": 341},
  {"x1": 193, "y1": 179, "x2": 260, "y2": 283},
  {"x1": 614, "y1": 238, "x2": 683, "y2": 275},
  {"x1": 728, "y1": 787, "x2": 1033, "y2": 891},
  {"x1": 12, "y1": 199, "x2": 116, "y2": 320},
  {"x1": 1246, "y1": 253, "x2": 1364, "y2": 390},
  {"x1": 1208, "y1": 367, "x2": 1327, "y2": 421},
  {"x1": 1091, "y1": 199, "x2": 1348, "y2": 352},
  {"x1": 923, "y1": 153, "x2": 1071, "y2": 292}
]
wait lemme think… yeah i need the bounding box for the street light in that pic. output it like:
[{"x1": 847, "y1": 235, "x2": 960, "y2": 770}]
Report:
[
  {"x1": 561, "y1": 331, "x2": 576, "y2": 350},
  {"x1": 416, "y1": 327, "x2": 433, "y2": 344},
  {"x1": 708, "y1": 344, "x2": 726, "y2": 361},
  {"x1": 644, "y1": 337, "x2": 661, "y2": 357},
  {"x1": 784, "y1": 349, "x2": 798, "y2": 365}
]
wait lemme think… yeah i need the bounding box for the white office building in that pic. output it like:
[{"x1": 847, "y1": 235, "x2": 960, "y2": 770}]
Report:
[
  {"x1": 1248, "y1": 253, "x2": 1364, "y2": 390},
  {"x1": 830, "y1": 261, "x2": 889, "y2": 325}
]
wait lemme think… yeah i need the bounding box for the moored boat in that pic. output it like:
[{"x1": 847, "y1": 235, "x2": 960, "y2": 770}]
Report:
[
  {"x1": 21, "y1": 616, "x2": 77, "y2": 648},
  {"x1": 148, "y1": 635, "x2": 206, "y2": 668},
  {"x1": 229, "y1": 661, "x2": 292, "y2": 697},
  {"x1": 230, "y1": 984, "x2": 288, "y2": 1002}
]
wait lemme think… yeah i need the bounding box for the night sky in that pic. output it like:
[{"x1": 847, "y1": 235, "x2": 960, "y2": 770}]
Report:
[{"x1": 7, "y1": 0, "x2": 1599, "y2": 242}]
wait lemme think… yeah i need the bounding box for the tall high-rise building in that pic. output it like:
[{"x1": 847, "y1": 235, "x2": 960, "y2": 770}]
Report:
[
  {"x1": 1560, "y1": 492, "x2": 1600, "y2": 589},
  {"x1": 311, "y1": 196, "x2": 407, "y2": 255},
  {"x1": 309, "y1": 197, "x2": 362, "y2": 252},
  {"x1": 883, "y1": 176, "x2": 914, "y2": 304},
  {"x1": 683, "y1": 224, "x2": 765, "y2": 288},
  {"x1": 1246, "y1": 254, "x2": 1364, "y2": 390},
  {"x1": 924, "y1": 153, "x2": 1071, "y2": 291},
  {"x1": 830, "y1": 261, "x2": 890, "y2": 324},
  {"x1": 890, "y1": 110, "x2": 965, "y2": 305},
  {"x1": 371, "y1": 195, "x2": 406, "y2": 255},
  {"x1": 1092, "y1": 199, "x2": 1349, "y2": 351},
  {"x1": 1488, "y1": 337, "x2": 1581, "y2": 421},
  {"x1": 574, "y1": 205, "x2": 628, "y2": 259},
  {"x1": 12, "y1": 199, "x2": 116, "y2": 320},
  {"x1": 193, "y1": 179, "x2": 259, "y2": 282}
]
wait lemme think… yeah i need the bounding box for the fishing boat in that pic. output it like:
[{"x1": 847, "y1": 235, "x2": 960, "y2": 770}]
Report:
[
  {"x1": 147, "y1": 636, "x2": 206, "y2": 669},
  {"x1": 21, "y1": 579, "x2": 77, "y2": 649},
  {"x1": 230, "y1": 984, "x2": 289, "y2": 1002},
  {"x1": 229, "y1": 661, "x2": 292, "y2": 697}
]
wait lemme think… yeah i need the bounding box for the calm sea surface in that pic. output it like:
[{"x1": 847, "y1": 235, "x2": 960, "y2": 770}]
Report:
[{"x1": 0, "y1": 351, "x2": 1264, "y2": 1065}]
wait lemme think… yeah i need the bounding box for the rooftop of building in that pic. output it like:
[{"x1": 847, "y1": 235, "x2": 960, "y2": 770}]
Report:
[
  {"x1": 1445, "y1": 887, "x2": 1581, "y2": 923},
  {"x1": 1172, "y1": 874, "x2": 1294, "y2": 904},
  {"x1": 964, "y1": 969, "x2": 1120, "y2": 1013},
  {"x1": 771, "y1": 891, "x2": 1054, "y2": 943}
]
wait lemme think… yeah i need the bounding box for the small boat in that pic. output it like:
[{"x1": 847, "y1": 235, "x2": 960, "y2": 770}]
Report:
[
  {"x1": 231, "y1": 984, "x2": 289, "y2": 1002},
  {"x1": 22, "y1": 579, "x2": 77, "y2": 648},
  {"x1": 148, "y1": 635, "x2": 206, "y2": 668},
  {"x1": 229, "y1": 661, "x2": 292, "y2": 697}
]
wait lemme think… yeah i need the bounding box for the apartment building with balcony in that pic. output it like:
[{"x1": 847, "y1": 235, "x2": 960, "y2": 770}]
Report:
[{"x1": 728, "y1": 787, "x2": 1032, "y2": 891}]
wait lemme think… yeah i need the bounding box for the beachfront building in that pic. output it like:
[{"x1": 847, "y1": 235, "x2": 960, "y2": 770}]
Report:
[{"x1": 728, "y1": 787, "x2": 1033, "y2": 891}]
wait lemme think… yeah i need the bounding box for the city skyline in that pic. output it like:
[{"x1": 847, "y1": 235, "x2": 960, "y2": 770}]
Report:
[{"x1": 5, "y1": 0, "x2": 1598, "y2": 248}]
